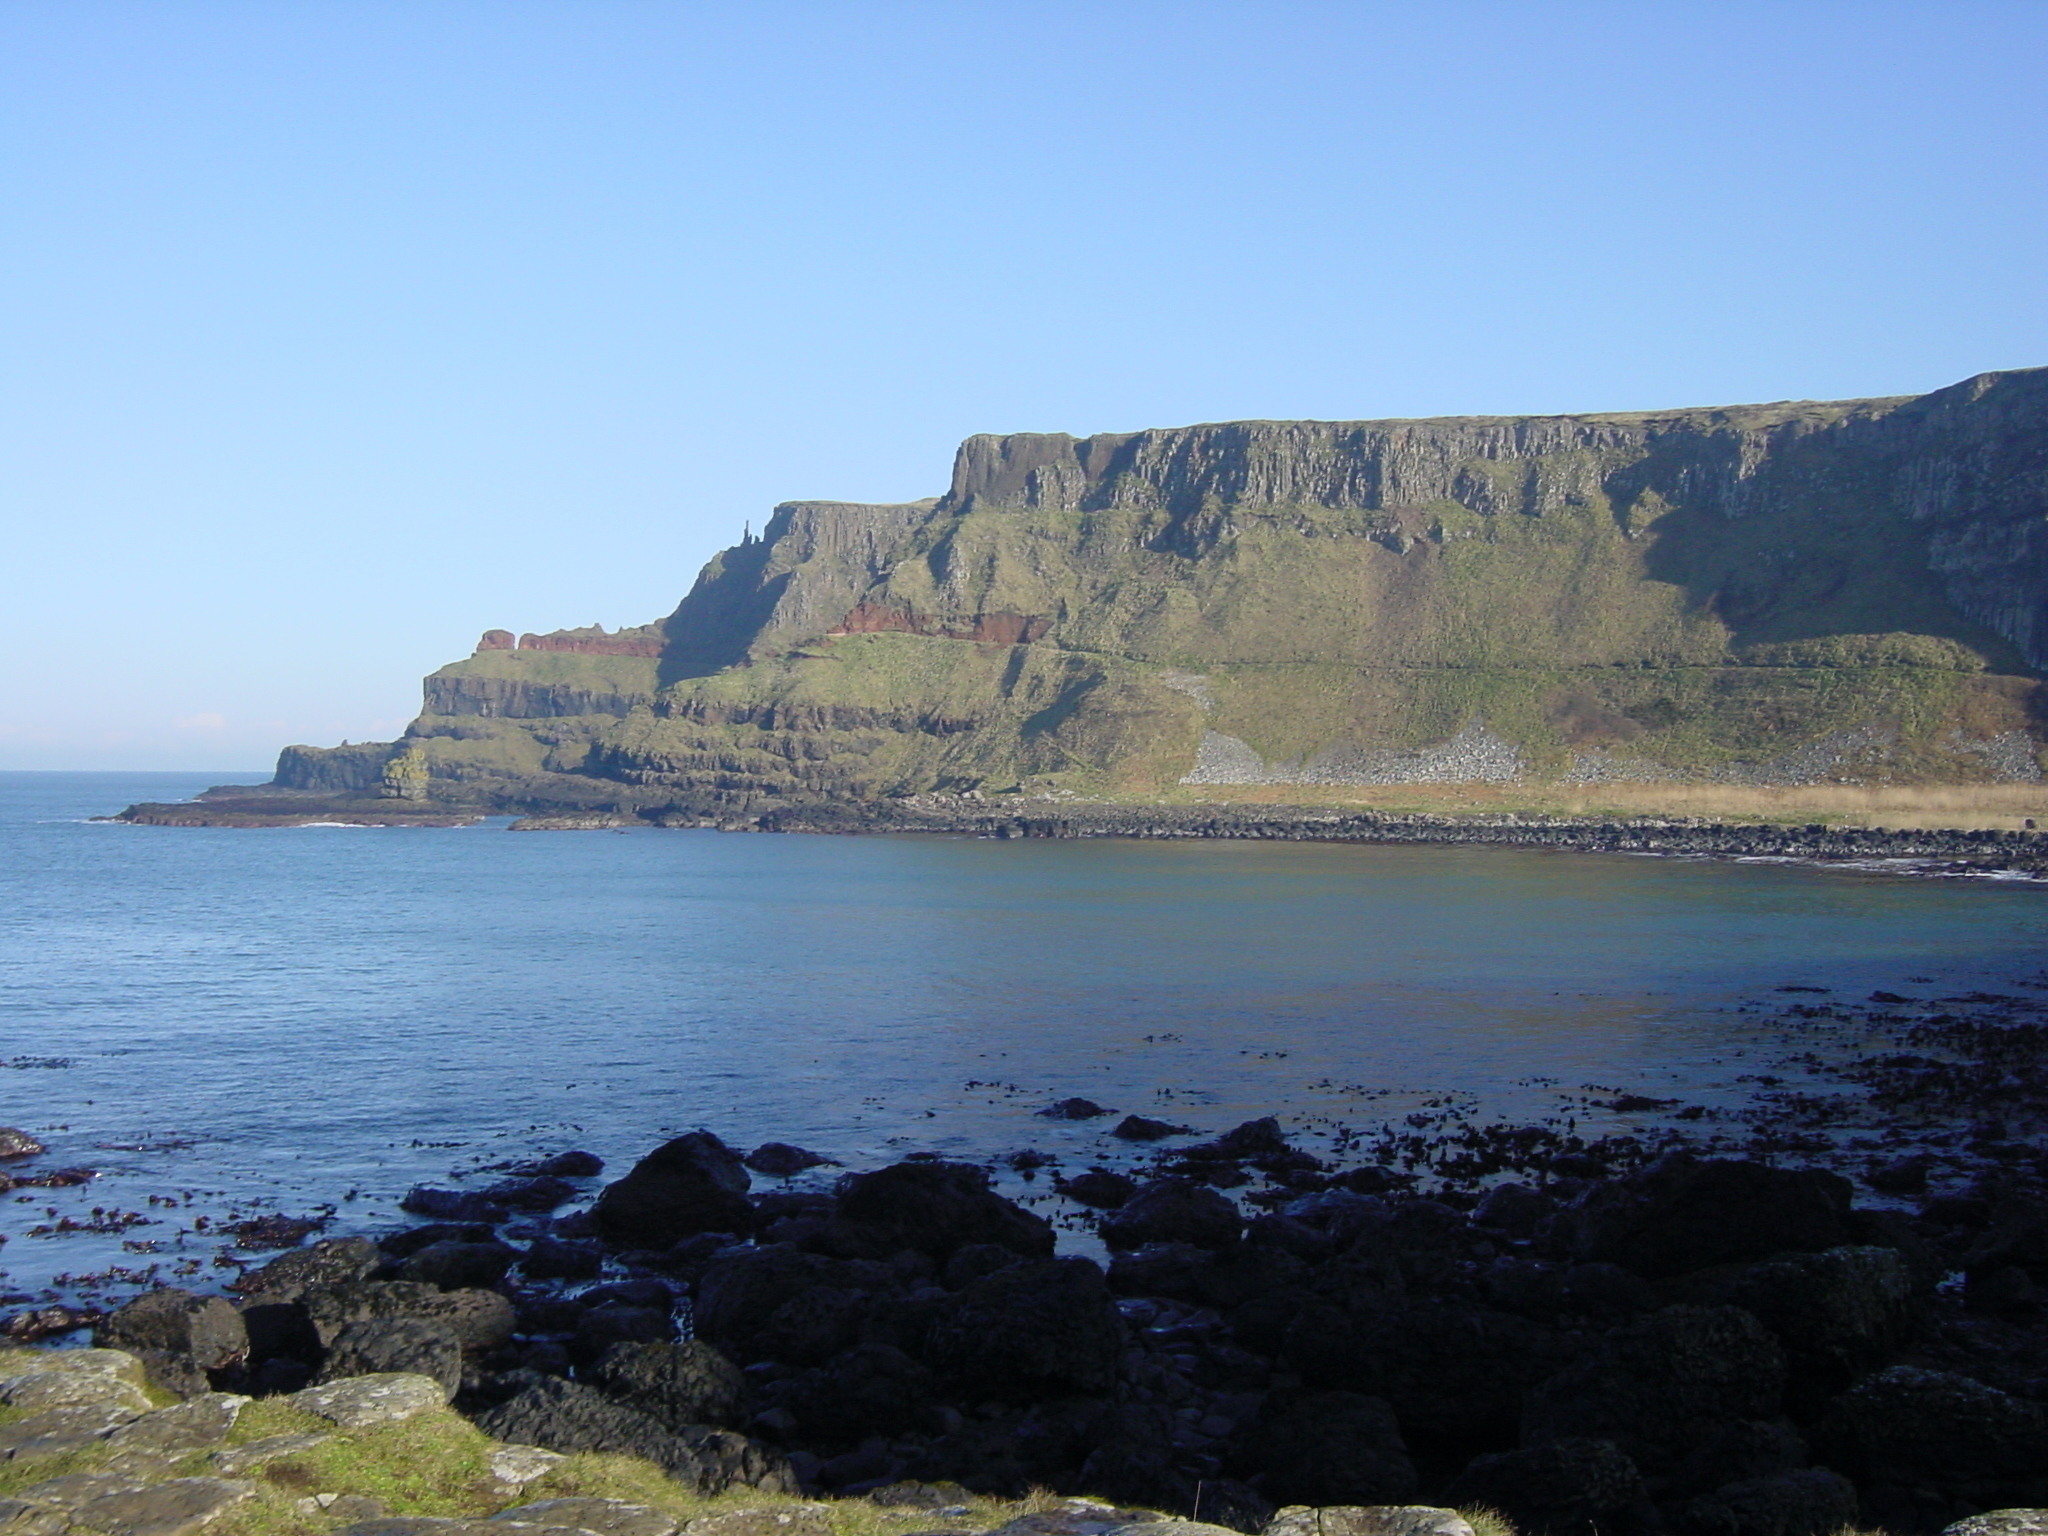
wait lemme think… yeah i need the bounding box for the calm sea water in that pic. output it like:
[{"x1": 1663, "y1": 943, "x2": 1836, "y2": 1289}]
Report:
[{"x1": 4, "y1": 770, "x2": 2046, "y2": 1306}]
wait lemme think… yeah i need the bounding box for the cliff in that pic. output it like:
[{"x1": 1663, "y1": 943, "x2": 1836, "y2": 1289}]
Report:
[{"x1": 269, "y1": 368, "x2": 2048, "y2": 816}]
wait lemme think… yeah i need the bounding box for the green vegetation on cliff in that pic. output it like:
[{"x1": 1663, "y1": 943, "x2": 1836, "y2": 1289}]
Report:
[{"x1": 272, "y1": 368, "x2": 2048, "y2": 815}]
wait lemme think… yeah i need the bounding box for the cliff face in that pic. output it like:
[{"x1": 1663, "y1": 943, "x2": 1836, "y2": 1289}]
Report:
[{"x1": 274, "y1": 369, "x2": 2048, "y2": 811}]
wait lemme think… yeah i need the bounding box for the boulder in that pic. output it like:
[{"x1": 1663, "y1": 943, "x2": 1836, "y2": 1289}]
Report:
[
  {"x1": 587, "y1": 1339, "x2": 744, "y2": 1430},
  {"x1": 475, "y1": 1176, "x2": 578, "y2": 1212},
  {"x1": 382, "y1": 1224, "x2": 499, "y2": 1261},
  {"x1": 1522, "y1": 1306, "x2": 1785, "y2": 1473},
  {"x1": 1110, "y1": 1116, "x2": 1192, "y2": 1141},
  {"x1": 1263, "y1": 1510, "x2": 1475, "y2": 1536},
  {"x1": 1812, "y1": 1366, "x2": 2048, "y2": 1498},
  {"x1": 522, "y1": 1236, "x2": 603, "y2": 1281},
  {"x1": 592, "y1": 1132, "x2": 754, "y2": 1249},
  {"x1": 93, "y1": 1289, "x2": 248, "y2": 1397},
  {"x1": 318, "y1": 1319, "x2": 463, "y2": 1399},
  {"x1": 477, "y1": 1377, "x2": 795, "y2": 1493},
  {"x1": 400, "y1": 1187, "x2": 509, "y2": 1223},
  {"x1": 1039, "y1": 1099, "x2": 1111, "y2": 1120},
  {"x1": 1563, "y1": 1157, "x2": 1854, "y2": 1278},
  {"x1": 68, "y1": 1477, "x2": 251, "y2": 1536},
  {"x1": 1473, "y1": 1183, "x2": 1550, "y2": 1237},
  {"x1": 744, "y1": 1144, "x2": 834, "y2": 1177},
  {"x1": 691, "y1": 1246, "x2": 873, "y2": 1364},
  {"x1": 101, "y1": 1393, "x2": 245, "y2": 1461},
  {"x1": 511, "y1": 1150, "x2": 605, "y2": 1178},
  {"x1": 285, "y1": 1372, "x2": 449, "y2": 1428},
  {"x1": 396, "y1": 1240, "x2": 518, "y2": 1290},
  {"x1": 1057, "y1": 1170, "x2": 1136, "y2": 1209},
  {"x1": 1677, "y1": 1468, "x2": 1859, "y2": 1536},
  {"x1": 1447, "y1": 1438, "x2": 1646, "y2": 1536},
  {"x1": 0, "y1": 1129, "x2": 45, "y2": 1159},
  {"x1": 1240, "y1": 1391, "x2": 1418, "y2": 1507},
  {"x1": 1100, "y1": 1180, "x2": 1244, "y2": 1251},
  {"x1": 1716, "y1": 1245, "x2": 1914, "y2": 1399},
  {"x1": 1943, "y1": 1516, "x2": 2048, "y2": 1536},
  {"x1": 784, "y1": 1341, "x2": 938, "y2": 1441},
  {"x1": 572, "y1": 1306, "x2": 677, "y2": 1366},
  {"x1": 826, "y1": 1160, "x2": 1054, "y2": 1261},
  {"x1": 924, "y1": 1256, "x2": 1125, "y2": 1398}
]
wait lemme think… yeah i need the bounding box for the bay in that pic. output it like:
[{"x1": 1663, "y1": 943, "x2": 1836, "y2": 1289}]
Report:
[{"x1": 2, "y1": 769, "x2": 2044, "y2": 1306}]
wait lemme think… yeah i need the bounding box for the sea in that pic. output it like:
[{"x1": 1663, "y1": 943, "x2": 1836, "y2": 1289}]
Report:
[{"x1": 4, "y1": 769, "x2": 2046, "y2": 1312}]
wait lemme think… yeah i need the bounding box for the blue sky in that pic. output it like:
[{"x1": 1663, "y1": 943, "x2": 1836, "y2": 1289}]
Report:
[{"x1": 5, "y1": 1, "x2": 2045, "y2": 770}]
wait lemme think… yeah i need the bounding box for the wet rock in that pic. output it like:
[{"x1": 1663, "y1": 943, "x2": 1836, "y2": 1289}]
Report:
[
  {"x1": 397, "y1": 1240, "x2": 519, "y2": 1291},
  {"x1": 1563, "y1": 1157, "x2": 1855, "y2": 1278},
  {"x1": 522, "y1": 1236, "x2": 603, "y2": 1281},
  {"x1": 319, "y1": 1319, "x2": 463, "y2": 1399},
  {"x1": 1040, "y1": 1099, "x2": 1112, "y2": 1120},
  {"x1": 1557, "y1": 1263, "x2": 1654, "y2": 1321},
  {"x1": 71, "y1": 1477, "x2": 252, "y2": 1536},
  {"x1": 1661, "y1": 1419, "x2": 1808, "y2": 1500},
  {"x1": 286, "y1": 1371, "x2": 450, "y2": 1427},
  {"x1": 1100, "y1": 1180, "x2": 1244, "y2": 1251},
  {"x1": 382, "y1": 1224, "x2": 499, "y2": 1261},
  {"x1": 1448, "y1": 1438, "x2": 1647, "y2": 1536},
  {"x1": 925, "y1": 1256, "x2": 1125, "y2": 1398},
  {"x1": 1057, "y1": 1170, "x2": 1137, "y2": 1209},
  {"x1": 827, "y1": 1161, "x2": 1055, "y2": 1262},
  {"x1": 1677, "y1": 1468, "x2": 1859, "y2": 1536},
  {"x1": 785, "y1": 1341, "x2": 938, "y2": 1441},
  {"x1": 1204, "y1": 1118, "x2": 1291, "y2": 1159},
  {"x1": 692, "y1": 1246, "x2": 873, "y2": 1365},
  {"x1": 1712, "y1": 1246, "x2": 1914, "y2": 1400},
  {"x1": 1865, "y1": 1155, "x2": 1933, "y2": 1194},
  {"x1": 1522, "y1": 1306, "x2": 1785, "y2": 1474},
  {"x1": 1473, "y1": 1183, "x2": 1551, "y2": 1237},
  {"x1": 229, "y1": 1237, "x2": 382, "y2": 1303},
  {"x1": 942, "y1": 1242, "x2": 1025, "y2": 1289},
  {"x1": 491, "y1": 1499, "x2": 676, "y2": 1536},
  {"x1": 1110, "y1": 1116, "x2": 1192, "y2": 1142},
  {"x1": 593, "y1": 1132, "x2": 754, "y2": 1249},
  {"x1": 93, "y1": 1289, "x2": 248, "y2": 1397},
  {"x1": 1263, "y1": 1509, "x2": 1476, "y2": 1536},
  {"x1": 512, "y1": 1151, "x2": 605, "y2": 1178},
  {"x1": 586, "y1": 1339, "x2": 745, "y2": 1430},
  {"x1": 1239, "y1": 1391, "x2": 1418, "y2": 1506},
  {"x1": 1812, "y1": 1366, "x2": 2048, "y2": 1500},
  {"x1": 745, "y1": 1144, "x2": 834, "y2": 1177},
  {"x1": 401, "y1": 1187, "x2": 510, "y2": 1223},
  {"x1": 573, "y1": 1306, "x2": 678, "y2": 1366},
  {"x1": 299, "y1": 1280, "x2": 512, "y2": 1351},
  {"x1": 0, "y1": 1130, "x2": 46, "y2": 1159},
  {"x1": 477, "y1": 1176, "x2": 578, "y2": 1212}
]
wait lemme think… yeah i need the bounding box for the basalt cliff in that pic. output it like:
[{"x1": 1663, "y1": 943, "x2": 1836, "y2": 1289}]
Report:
[{"x1": 257, "y1": 368, "x2": 2048, "y2": 818}]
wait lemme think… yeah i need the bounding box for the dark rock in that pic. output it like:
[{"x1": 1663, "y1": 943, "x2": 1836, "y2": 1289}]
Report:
[
  {"x1": 396, "y1": 1240, "x2": 518, "y2": 1291},
  {"x1": 1448, "y1": 1438, "x2": 1646, "y2": 1536},
  {"x1": 512, "y1": 1150, "x2": 605, "y2": 1178},
  {"x1": 745, "y1": 1144, "x2": 835, "y2": 1177},
  {"x1": 693, "y1": 1247, "x2": 872, "y2": 1365},
  {"x1": 1100, "y1": 1180, "x2": 1244, "y2": 1251},
  {"x1": 1865, "y1": 1155, "x2": 1933, "y2": 1194},
  {"x1": 1963, "y1": 1203, "x2": 2048, "y2": 1285},
  {"x1": 941, "y1": 1243, "x2": 1024, "y2": 1289},
  {"x1": 93, "y1": 1288, "x2": 248, "y2": 1397},
  {"x1": 1812, "y1": 1366, "x2": 2048, "y2": 1499},
  {"x1": 1662, "y1": 1419, "x2": 1809, "y2": 1501},
  {"x1": 399, "y1": 1187, "x2": 509, "y2": 1223},
  {"x1": 827, "y1": 1161, "x2": 1054, "y2": 1262},
  {"x1": 521, "y1": 1236, "x2": 603, "y2": 1281},
  {"x1": 593, "y1": 1133, "x2": 754, "y2": 1249},
  {"x1": 583, "y1": 1280, "x2": 678, "y2": 1311},
  {"x1": 1523, "y1": 1305, "x2": 1785, "y2": 1474},
  {"x1": 1719, "y1": 1246, "x2": 1914, "y2": 1399},
  {"x1": 230, "y1": 1236, "x2": 382, "y2": 1310},
  {"x1": 1474, "y1": 1182, "x2": 1551, "y2": 1236},
  {"x1": 381, "y1": 1224, "x2": 497, "y2": 1261},
  {"x1": 477, "y1": 1376, "x2": 795, "y2": 1491},
  {"x1": 1557, "y1": 1263, "x2": 1654, "y2": 1321},
  {"x1": 477, "y1": 1176, "x2": 578, "y2": 1212},
  {"x1": 586, "y1": 1339, "x2": 745, "y2": 1431},
  {"x1": 1563, "y1": 1157, "x2": 1855, "y2": 1279},
  {"x1": 1208, "y1": 1117, "x2": 1291, "y2": 1158},
  {"x1": 1038, "y1": 1099, "x2": 1111, "y2": 1120},
  {"x1": 924, "y1": 1256, "x2": 1125, "y2": 1398},
  {"x1": 1057, "y1": 1170, "x2": 1137, "y2": 1209},
  {"x1": 572, "y1": 1306, "x2": 677, "y2": 1365},
  {"x1": 1111, "y1": 1115, "x2": 1192, "y2": 1142},
  {"x1": 0, "y1": 1129, "x2": 47, "y2": 1159},
  {"x1": 1677, "y1": 1467, "x2": 1857, "y2": 1536},
  {"x1": 1239, "y1": 1390, "x2": 1418, "y2": 1506},
  {"x1": 785, "y1": 1342, "x2": 938, "y2": 1442},
  {"x1": 299, "y1": 1280, "x2": 514, "y2": 1352},
  {"x1": 318, "y1": 1319, "x2": 463, "y2": 1398}
]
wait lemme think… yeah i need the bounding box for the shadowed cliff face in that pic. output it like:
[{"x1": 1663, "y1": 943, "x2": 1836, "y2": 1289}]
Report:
[{"x1": 274, "y1": 369, "x2": 2048, "y2": 809}]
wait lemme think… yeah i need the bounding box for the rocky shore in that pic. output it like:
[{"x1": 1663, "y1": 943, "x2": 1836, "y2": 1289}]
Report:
[{"x1": 107, "y1": 791, "x2": 2048, "y2": 881}]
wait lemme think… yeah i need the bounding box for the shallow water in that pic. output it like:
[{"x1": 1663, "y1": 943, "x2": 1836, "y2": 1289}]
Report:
[{"x1": 3, "y1": 770, "x2": 2045, "y2": 1305}]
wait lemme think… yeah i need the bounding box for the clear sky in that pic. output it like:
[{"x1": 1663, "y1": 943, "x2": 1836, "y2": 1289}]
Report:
[{"x1": 5, "y1": 1, "x2": 2045, "y2": 771}]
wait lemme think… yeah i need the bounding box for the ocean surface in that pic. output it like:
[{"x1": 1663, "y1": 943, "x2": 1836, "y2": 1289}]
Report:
[{"x1": 4, "y1": 769, "x2": 2046, "y2": 1309}]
